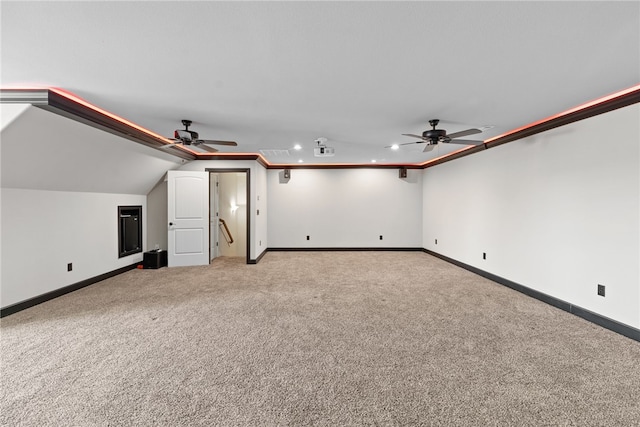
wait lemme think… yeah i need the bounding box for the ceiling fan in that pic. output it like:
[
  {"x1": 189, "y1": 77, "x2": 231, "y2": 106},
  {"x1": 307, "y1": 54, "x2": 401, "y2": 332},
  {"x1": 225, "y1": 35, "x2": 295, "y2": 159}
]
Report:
[
  {"x1": 396, "y1": 119, "x2": 484, "y2": 152},
  {"x1": 163, "y1": 120, "x2": 238, "y2": 153}
]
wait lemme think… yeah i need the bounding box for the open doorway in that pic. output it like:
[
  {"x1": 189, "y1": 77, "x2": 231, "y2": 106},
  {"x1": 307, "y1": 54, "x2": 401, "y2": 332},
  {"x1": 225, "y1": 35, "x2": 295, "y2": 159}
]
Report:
[{"x1": 208, "y1": 169, "x2": 249, "y2": 263}]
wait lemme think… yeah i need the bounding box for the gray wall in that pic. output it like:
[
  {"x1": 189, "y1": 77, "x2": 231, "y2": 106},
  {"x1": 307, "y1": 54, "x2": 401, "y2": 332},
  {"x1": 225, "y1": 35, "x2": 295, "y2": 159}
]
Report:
[
  {"x1": 3, "y1": 100, "x2": 638, "y2": 331},
  {"x1": 1, "y1": 189, "x2": 146, "y2": 307},
  {"x1": 267, "y1": 168, "x2": 423, "y2": 248},
  {"x1": 146, "y1": 177, "x2": 168, "y2": 251},
  {"x1": 1, "y1": 104, "x2": 182, "y2": 309},
  {"x1": 422, "y1": 103, "x2": 640, "y2": 329}
]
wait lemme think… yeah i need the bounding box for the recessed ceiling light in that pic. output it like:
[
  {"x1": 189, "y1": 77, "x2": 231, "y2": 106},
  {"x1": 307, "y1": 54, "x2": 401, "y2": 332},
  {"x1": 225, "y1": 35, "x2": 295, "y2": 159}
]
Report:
[
  {"x1": 390, "y1": 144, "x2": 399, "y2": 150},
  {"x1": 293, "y1": 144, "x2": 302, "y2": 150},
  {"x1": 371, "y1": 159, "x2": 377, "y2": 163},
  {"x1": 298, "y1": 159, "x2": 304, "y2": 163}
]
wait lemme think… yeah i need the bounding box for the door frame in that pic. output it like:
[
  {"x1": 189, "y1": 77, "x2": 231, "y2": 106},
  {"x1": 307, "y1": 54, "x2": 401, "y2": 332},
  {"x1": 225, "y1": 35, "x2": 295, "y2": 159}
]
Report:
[
  {"x1": 205, "y1": 168, "x2": 251, "y2": 264},
  {"x1": 209, "y1": 173, "x2": 219, "y2": 262}
]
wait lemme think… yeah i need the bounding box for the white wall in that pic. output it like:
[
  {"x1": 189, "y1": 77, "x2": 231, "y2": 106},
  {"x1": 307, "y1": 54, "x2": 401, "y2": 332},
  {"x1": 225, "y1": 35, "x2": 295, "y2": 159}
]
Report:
[
  {"x1": 1, "y1": 188, "x2": 146, "y2": 308},
  {"x1": 423, "y1": 104, "x2": 640, "y2": 329},
  {"x1": 267, "y1": 168, "x2": 423, "y2": 248}
]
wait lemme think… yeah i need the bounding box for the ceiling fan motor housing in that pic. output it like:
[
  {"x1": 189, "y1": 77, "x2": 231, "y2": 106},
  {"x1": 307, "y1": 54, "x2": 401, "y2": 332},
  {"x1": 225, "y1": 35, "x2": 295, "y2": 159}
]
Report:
[
  {"x1": 423, "y1": 128, "x2": 447, "y2": 144},
  {"x1": 174, "y1": 129, "x2": 200, "y2": 144}
]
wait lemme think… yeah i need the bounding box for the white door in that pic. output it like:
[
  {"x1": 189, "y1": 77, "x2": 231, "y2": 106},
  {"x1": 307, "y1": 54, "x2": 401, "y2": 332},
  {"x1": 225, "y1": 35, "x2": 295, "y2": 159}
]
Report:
[{"x1": 167, "y1": 170, "x2": 209, "y2": 267}]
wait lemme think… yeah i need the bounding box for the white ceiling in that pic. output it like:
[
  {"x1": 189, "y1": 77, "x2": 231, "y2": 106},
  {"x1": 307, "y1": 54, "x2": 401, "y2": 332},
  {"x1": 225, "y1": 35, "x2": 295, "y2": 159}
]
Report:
[{"x1": 1, "y1": 1, "x2": 638, "y2": 165}]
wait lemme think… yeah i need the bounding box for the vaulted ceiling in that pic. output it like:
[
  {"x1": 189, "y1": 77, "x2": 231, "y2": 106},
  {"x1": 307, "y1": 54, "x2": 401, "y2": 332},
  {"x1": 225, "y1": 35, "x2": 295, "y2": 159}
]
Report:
[
  {"x1": 1, "y1": 104, "x2": 184, "y2": 194},
  {"x1": 1, "y1": 1, "x2": 638, "y2": 165}
]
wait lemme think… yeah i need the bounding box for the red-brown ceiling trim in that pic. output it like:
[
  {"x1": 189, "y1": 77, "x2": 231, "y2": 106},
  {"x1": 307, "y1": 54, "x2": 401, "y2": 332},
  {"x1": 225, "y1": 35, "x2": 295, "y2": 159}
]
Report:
[
  {"x1": 484, "y1": 84, "x2": 640, "y2": 151},
  {"x1": 265, "y1": 163, "x2": 424, "y2": 170},
  {"x1": 0, "y1": 88, "x2": 196, "y2": 161},
  {"x1": 417, "y1": 144, "x2": 486, "y2": 168},
  {"x1": 196, "y1": 153, "x2": 270, "y2": 168},
  {"x1": 3, "y1": 84, "x2": 638, "y2": 169}
]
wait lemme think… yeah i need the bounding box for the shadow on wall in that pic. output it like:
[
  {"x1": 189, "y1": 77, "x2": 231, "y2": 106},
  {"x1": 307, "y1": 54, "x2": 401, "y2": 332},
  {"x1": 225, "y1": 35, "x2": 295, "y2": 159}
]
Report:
[{"x1": 146, "y1": 178, "x2": 168, "y2": 251}]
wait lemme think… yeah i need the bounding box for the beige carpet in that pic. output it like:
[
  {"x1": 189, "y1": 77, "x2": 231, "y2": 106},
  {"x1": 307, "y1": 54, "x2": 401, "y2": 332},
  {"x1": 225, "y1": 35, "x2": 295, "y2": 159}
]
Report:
[{"x1": 1, "y1": 251, "x2": 639, "y2": 426}]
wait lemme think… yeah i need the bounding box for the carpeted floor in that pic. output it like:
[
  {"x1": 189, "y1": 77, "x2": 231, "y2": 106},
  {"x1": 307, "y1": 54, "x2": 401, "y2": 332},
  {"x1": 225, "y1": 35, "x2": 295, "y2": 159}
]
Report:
[{"x1": 1, "y1": 251, "x2": 639, "y2": 426}]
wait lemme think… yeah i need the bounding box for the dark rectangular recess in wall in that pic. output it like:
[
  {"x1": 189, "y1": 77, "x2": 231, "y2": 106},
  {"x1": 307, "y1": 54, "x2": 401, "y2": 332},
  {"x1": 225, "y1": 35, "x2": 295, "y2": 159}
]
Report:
[{"x1": 118, "y1": 206, "x2": 142, "y2": 258}]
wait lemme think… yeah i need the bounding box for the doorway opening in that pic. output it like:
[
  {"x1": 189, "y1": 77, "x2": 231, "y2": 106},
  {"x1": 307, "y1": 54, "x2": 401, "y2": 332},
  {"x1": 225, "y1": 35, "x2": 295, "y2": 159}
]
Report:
[{"x1": 207, "y1": 169, "x2": 250, "y2": 264}]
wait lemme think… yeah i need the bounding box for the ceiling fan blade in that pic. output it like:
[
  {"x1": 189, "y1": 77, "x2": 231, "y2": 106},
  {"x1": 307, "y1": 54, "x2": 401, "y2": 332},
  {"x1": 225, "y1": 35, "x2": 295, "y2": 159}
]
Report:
[
  {"x1": 446, "y1": 139, "x2": 484, "y2": 146},
  {"x1": 159, "y1": 142, "x2": 182, "y2": 150},
  {"x1": 398, "y1": 141, "x2": 423, "y2": 146},
  {"x1": 423, "y1": 144, "x2": 435, "y2": 152},
  {"x1": 446, "y1": 128, "x2": 482, "y2": 139},
  {"x1": 402, "y1": 133, "x2": 427, "y2": 140},
  {"x1": 192, "y1": 142, "x2": 219, "y2": 153},
  {"x1": 198, "y1": 139, "x2": 238, "y2": 146}
]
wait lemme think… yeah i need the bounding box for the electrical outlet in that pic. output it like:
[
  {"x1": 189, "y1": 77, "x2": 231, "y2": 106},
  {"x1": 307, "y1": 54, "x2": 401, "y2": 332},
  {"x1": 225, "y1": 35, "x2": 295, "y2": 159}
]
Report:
[
  {"x1": 379, "y1": 235, "x2": 383, "y2": 240},
  {"x1": 597, "y1": 284, "x2": 605, "y2": 297},
  {"x1": 483, "y1": 252, "x2": 486, "y2": 260},
  {"x1": 67, "y1": 263, "x2": 73, "y2": 272},
  {"x1": 306, "y1": 235, "x2": 310, "y2": 241},
  {"x1": 435, "y1": 239, "x2": 437, "y2": 245}
]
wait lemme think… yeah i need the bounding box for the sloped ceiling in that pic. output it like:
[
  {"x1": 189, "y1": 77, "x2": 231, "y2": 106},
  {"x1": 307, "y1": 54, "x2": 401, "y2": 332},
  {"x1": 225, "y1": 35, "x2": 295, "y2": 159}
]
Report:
[
  {"x1": 1, "y1": 1, "x2": 639, "y2": 165},
  {"x1": 1, "y1": 105, "x2": 184, "y2": 194}
]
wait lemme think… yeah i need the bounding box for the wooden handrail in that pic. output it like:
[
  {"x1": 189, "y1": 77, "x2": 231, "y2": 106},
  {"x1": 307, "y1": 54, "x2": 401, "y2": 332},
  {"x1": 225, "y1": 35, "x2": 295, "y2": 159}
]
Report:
[{"x1": 219, "y1": 218, "x2": 234, "y2": 245}]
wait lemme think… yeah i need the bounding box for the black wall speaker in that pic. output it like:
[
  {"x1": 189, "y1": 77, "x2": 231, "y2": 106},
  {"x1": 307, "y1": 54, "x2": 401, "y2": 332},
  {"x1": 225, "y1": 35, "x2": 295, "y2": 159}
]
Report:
[
  {"x1": 283, "y1": 169, "x2": 291, "y2": 179},
  {"x1": 399, "y1": 167, "x2": 407, "y2": 178}
]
